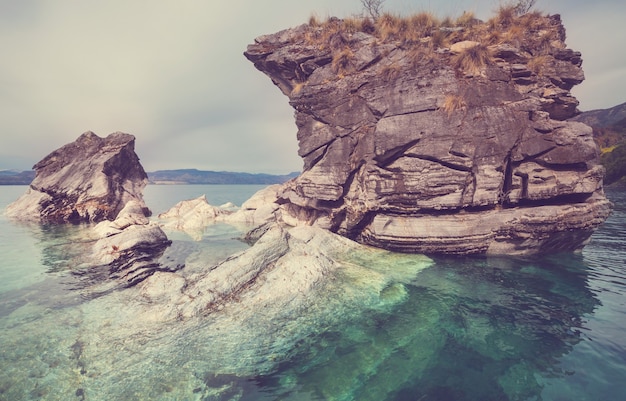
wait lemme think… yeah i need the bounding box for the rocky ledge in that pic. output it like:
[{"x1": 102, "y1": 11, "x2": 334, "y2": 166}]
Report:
[{"x1": 245, "y1": 12, "x2": 612, "y2": 255}]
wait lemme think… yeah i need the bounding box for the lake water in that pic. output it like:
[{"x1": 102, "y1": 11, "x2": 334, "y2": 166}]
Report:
[{"x1": 0, "y1": 184, "x2": 624, "y2": 401}]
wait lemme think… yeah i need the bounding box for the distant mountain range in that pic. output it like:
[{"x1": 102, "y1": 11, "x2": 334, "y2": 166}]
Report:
[
  {"x1": 573, "y1": 101, "x2": 626, "y2": 149},
  {"x1": 0, "y1": 170, "x2": 35, "y2": 185},
  {"x1": 147, "y1": 169, "x2": 299, "y2": 185},
  {"x1": 0, "y1": 168, "x2": 298, "y2": 185}
]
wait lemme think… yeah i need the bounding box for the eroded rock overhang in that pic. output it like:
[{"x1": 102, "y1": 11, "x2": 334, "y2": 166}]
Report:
[{"x1": 244, "y1": 13, "x2": 612, "y2": 255}]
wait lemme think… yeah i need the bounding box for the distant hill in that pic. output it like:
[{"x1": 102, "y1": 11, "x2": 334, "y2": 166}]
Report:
[
  {"x1": 573, "y1": 102, "x2": 626, "y2": 185},
  {"x1": 0, "y1": 169, "x2": 299, "y2": 185},
  {"x1": 0, "y1": 170, "x2": 35, "y2": 185},
  {"x1": 147, "y1": 169, "x2": 299, "y2": 185},
  {"x1": 573, "y1": 101, "x2": 626, "y2": 129},
  {"x1": 572, "y1": 102, "x2": 626, "y2": 149}
]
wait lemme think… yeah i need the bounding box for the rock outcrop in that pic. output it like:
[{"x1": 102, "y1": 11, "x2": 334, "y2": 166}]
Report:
[
  {"x1": 6, "y1": 131, "x2": 150, "y2": 223},
  {"x1": 244, "y1": 12, "x2": 612, "y2": 255},
  {"x1": 157, "y1": 185, "x2": 283, "y2": 240},
  {"x1": 158, "y1": 195, "x2": 236, "y2": 240},
  {"x1": 5, "y1": 131, "x2": 173, "y2": 289}
]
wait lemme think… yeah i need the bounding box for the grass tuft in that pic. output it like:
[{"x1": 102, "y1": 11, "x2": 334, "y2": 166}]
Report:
[
  {"x1": 332, "y1": 47, "x2": 355, "y2": 75},
  {"x1": 518, "y1": 10, "x2": 548, "y2": 30},
  {"x1": 291, "y1": 82, "x2": 306, "y2": 95},
  {"x1": 492, "y1": 5, "x2": 517, "y2": 28},
  {"x1": 343, "y1": 17, "x2": 363, "y2": 34},
  {"x1": 376, "y1": 13, "x2": 402, "y2": 41},
  {"x1": 441, "y1": 94, "x2": 467, "y2": 116},
  {"x1": 400, "y1": 12, "x2": 438, "y2": 46},
  {"x1": 527, "y1": 55, "x2": 552, "y2": 75},
  {"x1": 380, "y1": 63, "x2": 402, "y2": 81},
  {"x1": 309, "y1": 14, "x2": 321, "y2": 27},
  {"x1": 430, "y1": 29, "x2": 449, "y2": 50},
  {"x1": 407, "y1": 45, "x2": 437, "y2": 67},
  {"x1": 455, "y1": 11, "x2": 477, "y2": 28},
  {"x1": 452, "y1": 43, "x2": 492, "y2": 75},
  {"x1": 360, "y1": 17, "x2": 376, "y2": 34},
  {"x1": 410, "y1": 12, "x2": 438, "y2": 34}
]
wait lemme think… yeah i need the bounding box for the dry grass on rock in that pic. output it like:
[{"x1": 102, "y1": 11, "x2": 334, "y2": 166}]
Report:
[
  {"x1": 332, "y1": 47, "x2": 355, "y2": 76},
  {"x1": 452, "y1": 43, "x2": 492, "y2": 76},
  {"x1": 441, "y1": 94, "x2": 467, "y2": 116},
  {"x1": 298, "y1": 7, "x2": 560, "y2": 80},
  {"x1": 302, "y1": 7, "x2": 555, "y2": 52}
]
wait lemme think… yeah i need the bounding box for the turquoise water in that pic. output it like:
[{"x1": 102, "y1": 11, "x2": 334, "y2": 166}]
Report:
[{"x1": 0, "y1": 184, "x2": 625, "y2": 401}]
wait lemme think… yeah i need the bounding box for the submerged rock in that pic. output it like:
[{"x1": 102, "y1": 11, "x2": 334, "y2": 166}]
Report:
[
  {"x1": 6, "y1": 131, "x2": 150, "y2": 223},
  {"x1": 86, "y1": 200, "x2": 174, "y2": 289},
  {"x1": 137, "y1": 223, "x2": 431, "y2": 322},
  {"x1": 244, "y1": 13, "x2": 612, "y2": 255}
]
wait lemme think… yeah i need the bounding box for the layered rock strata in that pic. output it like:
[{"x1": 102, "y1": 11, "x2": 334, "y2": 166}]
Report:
[
  {"x1": 245, "y1": 13, "x2": 612, "y2": 254},
  {"x1": 85, "y1": 200, "x2": 174, "y2": 289},
  {"x1": 6, "y1": 131, "x2": 150, "y2": 223}
]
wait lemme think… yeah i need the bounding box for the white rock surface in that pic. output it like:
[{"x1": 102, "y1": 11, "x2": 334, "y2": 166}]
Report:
[
  {"x1": 83, "y1": 199, "x2": 172, "y2": 288},
  {"x1": 158, "y1": 195, "x2": 233, "y2": 240},
  {"x1": 157, "y1": 185, "x2": 284, "y2": 240},
  {"x1": 225, "y1": 184, "x2": 282, "y2": 225},
  {"x1": 133, "y1": 223, "x2": 429, "y2": 321}
]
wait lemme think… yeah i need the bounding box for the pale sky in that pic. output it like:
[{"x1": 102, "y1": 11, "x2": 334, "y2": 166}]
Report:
[{"x1": 1, "y1": 0, "x2": 624, "y2": 173}]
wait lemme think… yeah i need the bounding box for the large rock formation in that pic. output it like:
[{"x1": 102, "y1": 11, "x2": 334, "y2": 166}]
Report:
[
  {"x1": 5, "y1": 131, "x2": 172, "y2": 289},
  {"x1": 244, "y1": 12, "x2": 612, "y2": 255},
  {"x1": 6, "y1": 131, "x2": 150, "y2": 223}
]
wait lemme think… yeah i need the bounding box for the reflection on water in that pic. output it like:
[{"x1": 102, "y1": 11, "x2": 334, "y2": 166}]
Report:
[{"x1": 0, "y1": 185, "x2": 624, "y2": 400}]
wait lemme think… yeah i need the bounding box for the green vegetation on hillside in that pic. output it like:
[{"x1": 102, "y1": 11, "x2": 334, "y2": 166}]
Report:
[
  {"x1": 601, "y1": 142, "x2": 626, "y2": 185},
  {"x1": 596, "y1": 117, "x2": 626, "y2": 149},
  {"x1": 575, "y1": 103, "x2": 626, "y2": 185}
]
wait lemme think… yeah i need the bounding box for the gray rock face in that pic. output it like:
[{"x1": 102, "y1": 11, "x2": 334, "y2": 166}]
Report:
[
  {"x1": 6, "y1": 131, "x2": 150, "y2": 223},
  {"x1": 245, "y1": 14, "x2": 612, "y2": 255}
]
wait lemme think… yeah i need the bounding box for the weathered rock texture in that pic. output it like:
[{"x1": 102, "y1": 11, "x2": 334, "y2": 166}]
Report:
[
  {"x1": 85, "y1": 200, "x2": 174, "y2": 289},
  {"x1": 6, "y1": 131, "x2": 150, "y2": 223},
  {"x1": 139, "y1": 224, "x2": 429, "y2": 321},
  {"x1": 6, "y1": 131, "x2": 173, "y2": 289},
  {"x1": 157, "y1": 185, "x2": 283, "y2": 240},
  {"x1": 245, "y1": 13, "x2": 612, "y2": 254}
]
